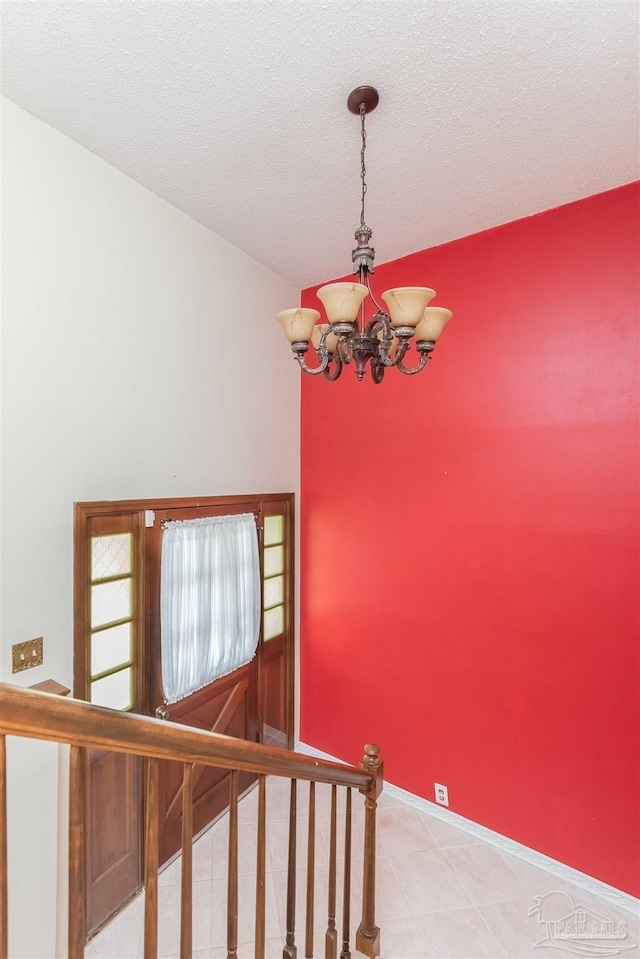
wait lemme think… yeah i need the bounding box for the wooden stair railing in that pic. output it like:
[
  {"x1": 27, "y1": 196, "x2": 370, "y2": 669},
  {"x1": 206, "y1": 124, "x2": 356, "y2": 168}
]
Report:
[{"x1": 0, "y1": 682, "x2": 382, "y2": 959}]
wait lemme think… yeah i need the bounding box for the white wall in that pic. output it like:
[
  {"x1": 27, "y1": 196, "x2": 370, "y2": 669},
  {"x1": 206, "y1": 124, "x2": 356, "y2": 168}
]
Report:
[{"x1": 0, "y1": 96, "x2": 300, "y2": 957}]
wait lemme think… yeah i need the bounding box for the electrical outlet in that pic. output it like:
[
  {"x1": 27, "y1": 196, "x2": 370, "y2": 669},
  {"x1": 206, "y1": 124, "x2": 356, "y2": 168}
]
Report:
[
  {"x1": 12, "y1": 637, "x2": 43, "y2": 673},
  {"x1": 434, "y1": 782, "x2": 449, "y2": 806}
]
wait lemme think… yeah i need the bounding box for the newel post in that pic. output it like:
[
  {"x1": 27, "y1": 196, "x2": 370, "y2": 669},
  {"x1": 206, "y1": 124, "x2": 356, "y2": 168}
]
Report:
[{"x1": 355, "y1": 743, "x2": 383, "y2": 958}]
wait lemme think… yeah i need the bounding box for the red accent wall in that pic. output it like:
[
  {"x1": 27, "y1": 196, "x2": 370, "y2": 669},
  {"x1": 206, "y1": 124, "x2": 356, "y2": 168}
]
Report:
[{"x1": 300, "y1": 183, "x2": 640, "y2": 897}]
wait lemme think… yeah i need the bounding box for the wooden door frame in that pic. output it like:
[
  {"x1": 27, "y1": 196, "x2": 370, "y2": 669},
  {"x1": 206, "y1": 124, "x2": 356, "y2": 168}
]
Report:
[
  {"x1": 73, "y1": 492, "x2": 295, "y2": 937},
  {"x1": 73, "y1": 508, "x2": 146, "y2": 937},
  {"x1": 74, "y1": 492, "x2": 295, "y2": 739},
  {"x1": 73, "y1": 508, "x2": 147, "y2": 705}
]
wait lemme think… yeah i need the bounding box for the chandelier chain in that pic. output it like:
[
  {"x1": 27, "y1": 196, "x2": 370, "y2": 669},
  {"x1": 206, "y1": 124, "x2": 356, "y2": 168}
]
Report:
[{"x1": 360, "y1": 102, "x2": 367, "y2": 229}]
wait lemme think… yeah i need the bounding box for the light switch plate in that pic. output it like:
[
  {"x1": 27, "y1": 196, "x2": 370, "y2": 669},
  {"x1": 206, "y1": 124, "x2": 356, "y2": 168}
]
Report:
[{"x1": 12, "y1": 637, "x2": 43, "y2": 673}]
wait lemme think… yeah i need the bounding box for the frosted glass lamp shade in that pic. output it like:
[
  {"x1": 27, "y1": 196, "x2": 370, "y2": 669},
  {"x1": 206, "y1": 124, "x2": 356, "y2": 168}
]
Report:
[
  {"x1": 311, "y1": 324, "x2": 329, "y2": 349},
  {"x1": 311, "y1": 324, "x2": 339, "y2": 353},
  {"x1": 415, "y1": 307, "x2": 452, "y2": 342},
  {"x1": 316, "y1": 283, "x2": 368, "y2": 323},
  {"x1": 276, "y1": 308, "x2": 321, "y2": 343},
  {"x1": 381, "y1": 287, "x2": 436, "y2": 327}
]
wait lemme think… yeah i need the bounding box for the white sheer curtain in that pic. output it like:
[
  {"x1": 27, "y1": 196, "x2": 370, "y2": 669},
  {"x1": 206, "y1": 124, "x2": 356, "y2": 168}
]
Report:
[{"x1": 160, "y1": 513, "x2": 260, "y2": 704}]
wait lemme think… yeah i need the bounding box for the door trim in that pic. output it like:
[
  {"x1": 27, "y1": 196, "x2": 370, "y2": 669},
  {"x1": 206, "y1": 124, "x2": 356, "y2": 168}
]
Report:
[{"x1": 73, "y1": 493, "x2": 295, "y2": 939}]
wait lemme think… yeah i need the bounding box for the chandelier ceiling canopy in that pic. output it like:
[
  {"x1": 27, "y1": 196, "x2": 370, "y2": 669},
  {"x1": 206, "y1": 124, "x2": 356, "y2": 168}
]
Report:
[{"x1": 276, "y1": 86, "x2": 452, "y2": 384}]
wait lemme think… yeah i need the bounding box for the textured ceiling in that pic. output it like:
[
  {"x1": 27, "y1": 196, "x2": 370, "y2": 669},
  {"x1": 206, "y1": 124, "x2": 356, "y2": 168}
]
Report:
[{"x1": 2, "y1": 0, "x2": 638, "y2": 287}]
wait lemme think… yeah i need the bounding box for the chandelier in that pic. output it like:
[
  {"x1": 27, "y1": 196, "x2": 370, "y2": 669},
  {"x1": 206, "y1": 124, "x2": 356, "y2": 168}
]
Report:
[{"x1": 276, "y1": 85, "x2": 452, "y2": 383}]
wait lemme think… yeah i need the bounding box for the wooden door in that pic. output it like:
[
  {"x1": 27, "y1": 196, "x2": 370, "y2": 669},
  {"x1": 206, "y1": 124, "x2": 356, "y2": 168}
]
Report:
[
  {"x1": 153, "y1": 665, "x2": 259, "y2": 863},
  {"x1": 75, "y1": 493, "x2": 295, "y2": 933},
  {"x1": 147, "y1": 503, "x2": 261, "y2": 865},
  {"x1": 84, "y1": 747, "x2": 142, "y2": 935}
]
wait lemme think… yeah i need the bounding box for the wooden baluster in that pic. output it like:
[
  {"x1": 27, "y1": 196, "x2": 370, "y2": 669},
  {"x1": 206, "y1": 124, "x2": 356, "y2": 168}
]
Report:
[
  {"x1": 0, "y1": 736, "x2": 8, "y2": 959},
  {"x1": 283, "y1": 779, "x2": 297, "y2": 959},
  {"x1": 255, "y1": 774, "x2": 266, "y2": 959},
  {"x1": 340, "y1": 789, "x2": 351, "y2": 959},
  {"x1": 144, "y1": 757, "x2": 159, "y2": 959},
  {"x1": 305, "y1": 781, "x2": 315, "y2": 959},
  {"x1": 68, "y1": 745, "x2": 86, "y2": 959},
  {"x1": 227, "y1": 770, "x2": 238, "y2": 959},
  {"x1": 180, "y1": 763, "x2": 193, "y2": 959},
  {"x1": 325, "y1": 785, "x2": 337, "y2": 959},
  {"x1": 355, "y1": 745, "x2": 383, "y2": 959}
]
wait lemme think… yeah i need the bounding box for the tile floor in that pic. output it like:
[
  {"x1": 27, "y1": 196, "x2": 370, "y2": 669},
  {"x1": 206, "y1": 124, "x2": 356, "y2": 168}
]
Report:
[{"x1": 87, "y1": 777, "x2": 639, "y2": 959}]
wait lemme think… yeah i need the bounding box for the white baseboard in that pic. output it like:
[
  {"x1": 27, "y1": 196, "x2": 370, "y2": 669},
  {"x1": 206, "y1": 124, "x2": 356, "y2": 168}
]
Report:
[{"x1": 296, "y1": 740, "x2": 639, "y2": 917}]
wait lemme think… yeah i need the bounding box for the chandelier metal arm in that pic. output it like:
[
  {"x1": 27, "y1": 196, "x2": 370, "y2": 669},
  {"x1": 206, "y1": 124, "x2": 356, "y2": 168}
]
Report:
[
  {"x1": 363, "y1": 309, "x2": 389, "y2": 340},
  {"x1": 323, "y1": 352, "x2": 343, "y2": 381},
  {"x1": 294, "y1": 352, "x2": 329, "y2": 376},
  {"x1": 381, "y1": 339, "x2": 410, "y2": 368},
  {"x1": 396, "y1": 342, "x2": 436, "y2": 376},
  {"x1": 371, "y1": 357, "x2": 385, "y2": 384},
  {"x1": 395, "y1": 352, "x2": 430, "y2": 376},
  {"x1": 338, "y1": 336, "x2": 354, "y2": 365},
  {"x1": 290, "y1": 335, "x2": 331, "y2": 376}
]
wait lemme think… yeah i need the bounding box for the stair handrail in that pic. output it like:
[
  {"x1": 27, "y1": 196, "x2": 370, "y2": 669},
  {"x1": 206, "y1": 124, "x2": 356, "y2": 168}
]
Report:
[
  {"x1": 0, "y1": 681, "x2": 381, "y2": 959},
  {"x1": 0, "y1": 682, "x2": 372, "y2": 789}
]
